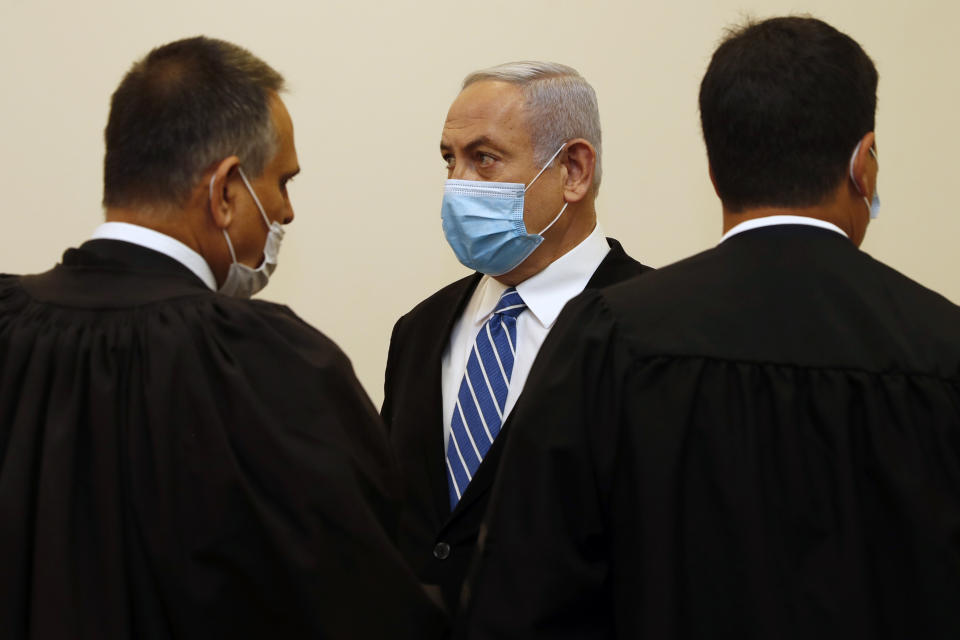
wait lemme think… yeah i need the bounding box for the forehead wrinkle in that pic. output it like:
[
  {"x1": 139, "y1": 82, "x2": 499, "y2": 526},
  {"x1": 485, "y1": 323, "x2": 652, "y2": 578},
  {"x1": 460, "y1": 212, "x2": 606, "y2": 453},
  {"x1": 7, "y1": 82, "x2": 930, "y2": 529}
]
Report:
[
  {"x1": 442, "y1": 115, "x2": 531, "y2": 153},
  {"x1": 447, "y1": 83, "x2": 527, "y2": 125},
  {"x1": 441, "y1": 81, "x2": 537, "y2": 163}
]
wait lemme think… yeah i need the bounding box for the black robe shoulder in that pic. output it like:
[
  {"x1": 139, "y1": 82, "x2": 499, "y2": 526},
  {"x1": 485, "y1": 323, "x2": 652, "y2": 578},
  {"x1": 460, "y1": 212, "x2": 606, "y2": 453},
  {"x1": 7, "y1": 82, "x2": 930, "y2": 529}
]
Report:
[
  {"x1": 0, "y1": 241, "x2": 446, "y2": 639},
  {"x1": 461, "y1": 227, "x2": 960, "y2": 640}
]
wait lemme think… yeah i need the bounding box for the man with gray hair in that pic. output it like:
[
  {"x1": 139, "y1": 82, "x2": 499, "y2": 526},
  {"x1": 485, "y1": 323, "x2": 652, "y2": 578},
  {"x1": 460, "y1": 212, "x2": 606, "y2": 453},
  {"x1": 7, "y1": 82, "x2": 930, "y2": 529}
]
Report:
[
  {"x1": 382, "y1": 61, "x2": 651, "y2": 613},
  {"x1": 0, "y1": 36, "x2": 445, "y2": 638}
]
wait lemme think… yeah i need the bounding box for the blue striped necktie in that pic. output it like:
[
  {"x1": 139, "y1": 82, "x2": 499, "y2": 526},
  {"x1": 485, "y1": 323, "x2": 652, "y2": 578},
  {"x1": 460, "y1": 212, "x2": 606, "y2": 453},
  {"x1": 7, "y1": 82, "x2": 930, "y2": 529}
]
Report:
[{"x1": 446, "y1": 287, "x2": 526, "y2": 509}]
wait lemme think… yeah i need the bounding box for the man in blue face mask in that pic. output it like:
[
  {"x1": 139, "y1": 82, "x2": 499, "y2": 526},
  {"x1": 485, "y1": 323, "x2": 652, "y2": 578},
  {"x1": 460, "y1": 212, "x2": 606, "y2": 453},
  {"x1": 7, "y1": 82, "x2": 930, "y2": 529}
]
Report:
[{"x1": 381, "y1": 61, "x2": 652, "y2": 613}]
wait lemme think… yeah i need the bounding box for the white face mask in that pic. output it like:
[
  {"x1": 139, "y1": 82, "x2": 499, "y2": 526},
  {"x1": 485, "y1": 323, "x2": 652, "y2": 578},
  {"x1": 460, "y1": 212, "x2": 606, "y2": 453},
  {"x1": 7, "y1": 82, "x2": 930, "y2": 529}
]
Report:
[{"x1": 210, "y1": 167, "x2": 285, "y2": 298}]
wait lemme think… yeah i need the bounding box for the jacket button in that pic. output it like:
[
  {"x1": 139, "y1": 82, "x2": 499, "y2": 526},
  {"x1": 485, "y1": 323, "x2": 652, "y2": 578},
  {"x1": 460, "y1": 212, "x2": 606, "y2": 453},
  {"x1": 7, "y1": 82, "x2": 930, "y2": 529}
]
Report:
[{"x1": 433, "y1": 542, "x2": 451, "y2": 560}]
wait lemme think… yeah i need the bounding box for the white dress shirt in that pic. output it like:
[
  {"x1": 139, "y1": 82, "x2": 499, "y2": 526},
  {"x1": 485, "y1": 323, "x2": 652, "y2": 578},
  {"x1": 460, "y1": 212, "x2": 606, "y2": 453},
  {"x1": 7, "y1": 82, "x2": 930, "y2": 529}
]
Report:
[
  {"x1": 720, "y1": 214, "x2": 848, "y2": 243},
  {"x1": 91, "y1": 222, "x2": 218, "y2": 291},
  {"x1": 441, "y1": 223, "x2": 611, "y2": 448}
]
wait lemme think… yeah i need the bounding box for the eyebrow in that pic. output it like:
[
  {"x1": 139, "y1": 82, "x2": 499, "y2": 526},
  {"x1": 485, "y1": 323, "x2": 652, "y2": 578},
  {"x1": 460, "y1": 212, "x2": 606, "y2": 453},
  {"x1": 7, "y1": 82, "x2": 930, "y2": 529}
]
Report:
[{"x1": 439, "y1": 135, "x2": 507, "y2": 155}]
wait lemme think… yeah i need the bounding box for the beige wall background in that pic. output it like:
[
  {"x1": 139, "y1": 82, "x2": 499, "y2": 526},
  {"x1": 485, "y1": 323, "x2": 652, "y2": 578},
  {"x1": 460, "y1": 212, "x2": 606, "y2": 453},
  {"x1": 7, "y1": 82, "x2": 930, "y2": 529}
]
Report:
[{"x1": 2, "y1": 0, "x2": 957, "y2": 405}]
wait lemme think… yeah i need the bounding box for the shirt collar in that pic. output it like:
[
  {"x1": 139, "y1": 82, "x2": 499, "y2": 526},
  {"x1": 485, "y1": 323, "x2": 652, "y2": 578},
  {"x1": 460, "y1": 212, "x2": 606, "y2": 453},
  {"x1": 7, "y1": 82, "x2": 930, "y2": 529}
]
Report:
[
  {"x1": 91, "y1": 222, "x2": 218, "y2": 291},
  {"x1": 720, "y1": 215, "x2": 849, "y2": 243},
  {"x1": 472, "y1": 223, "x2": 611, "y2": 329}
]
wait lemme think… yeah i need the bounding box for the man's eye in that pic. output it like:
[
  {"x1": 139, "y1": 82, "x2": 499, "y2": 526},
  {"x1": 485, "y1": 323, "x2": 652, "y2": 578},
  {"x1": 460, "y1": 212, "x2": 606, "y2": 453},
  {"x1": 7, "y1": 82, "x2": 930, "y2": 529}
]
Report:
[
  {"x1": 477, "y1": 153, "x2": 496, "y2": 167},
  {"x1": 443, "y1": 155, "x2": 455, "y2": 170}
]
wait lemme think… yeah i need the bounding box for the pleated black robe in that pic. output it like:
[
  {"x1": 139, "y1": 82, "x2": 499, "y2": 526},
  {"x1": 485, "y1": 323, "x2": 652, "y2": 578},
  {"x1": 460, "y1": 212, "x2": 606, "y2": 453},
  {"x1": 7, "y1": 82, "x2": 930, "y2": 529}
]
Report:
[
  {"x1": 460, "y1": 225, "x2": 960, "y2": 639},
  {"x1": 0, "y1": 239, "x2": 446, "y2": 639}
]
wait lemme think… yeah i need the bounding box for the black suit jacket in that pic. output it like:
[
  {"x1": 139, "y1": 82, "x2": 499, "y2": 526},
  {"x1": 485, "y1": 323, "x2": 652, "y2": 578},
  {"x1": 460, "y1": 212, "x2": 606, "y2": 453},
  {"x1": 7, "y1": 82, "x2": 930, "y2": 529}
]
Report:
[{"x1": 381, "y1": 238, "x2": 651, "y2": 611}]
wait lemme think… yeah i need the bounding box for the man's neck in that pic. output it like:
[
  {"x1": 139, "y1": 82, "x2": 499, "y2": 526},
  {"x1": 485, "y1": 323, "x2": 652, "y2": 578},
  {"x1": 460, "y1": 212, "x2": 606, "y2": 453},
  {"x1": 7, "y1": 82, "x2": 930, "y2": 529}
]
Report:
[
  {"x1": 494, "y1": 202, "x2": 598, "y2": 287},
  {"x1": 722, "y1": 193, "x2": 865, "y2": 246},
  {"x1": 104, "y1": 207, "x2": 203, "y2": 255}
]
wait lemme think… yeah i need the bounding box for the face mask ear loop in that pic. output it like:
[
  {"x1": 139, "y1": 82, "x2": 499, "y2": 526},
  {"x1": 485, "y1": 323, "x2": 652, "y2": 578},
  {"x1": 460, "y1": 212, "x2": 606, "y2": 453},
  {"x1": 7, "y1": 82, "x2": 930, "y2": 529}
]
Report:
[
  {"x1": 525, "y1": 143, "x2": 567, "y2": 190},
  {"x1": 849, "y1": 142, "x2": 879, "y2": 212},
  {"x1": 210, "y1": 173, "x2": 241, "y2": 265},
  {"x1": 537, "y1": 202, "x2": 569, "y2": 236},
  {"x1": 222, "y1": 230, "x2": 239, "y2": 264},
  {"x1": 848, "y1": 140, "x2": 864, "y2": 191},
  {"x1": 237, "y1": 166, "x2": 272, "y2": 229},
  {"x1": 867, "y1": 147, "x2": 879, "y2": 212}
]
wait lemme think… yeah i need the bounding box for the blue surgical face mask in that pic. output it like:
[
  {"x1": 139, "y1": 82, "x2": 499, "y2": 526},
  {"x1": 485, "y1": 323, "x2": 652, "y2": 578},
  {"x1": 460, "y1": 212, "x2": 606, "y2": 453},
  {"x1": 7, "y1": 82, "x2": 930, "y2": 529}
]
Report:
[
  {"x1": 849, "y1": 141, "x2": 880, "y2": 219},
  {"x1": 441, "y1": 144, "x2": 568, "y2": 276}
]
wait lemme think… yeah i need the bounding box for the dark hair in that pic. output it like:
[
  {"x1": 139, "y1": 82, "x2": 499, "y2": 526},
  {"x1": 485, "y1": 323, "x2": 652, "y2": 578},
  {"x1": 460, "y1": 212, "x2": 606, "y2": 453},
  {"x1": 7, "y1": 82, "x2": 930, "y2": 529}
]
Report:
[
  {"x1": 698, "y1": 16, "x2": 878, "y2": 212},
  {"x1": 103, "y1": 36, "x2": 285, "y2": 210}
]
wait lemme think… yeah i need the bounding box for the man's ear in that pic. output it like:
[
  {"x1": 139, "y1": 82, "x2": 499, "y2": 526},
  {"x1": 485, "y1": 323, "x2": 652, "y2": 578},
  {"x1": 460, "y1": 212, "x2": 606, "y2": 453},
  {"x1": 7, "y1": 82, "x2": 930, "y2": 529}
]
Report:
[
  {"x1": 561, "y1": 139, "x2": 596, "y2": 204},
  {"x1": 207, "y1": 156, "x2": 241, "y2": 229},
  {"x1": 849, "y1": 131, "x2": 876, "y2": 197}
]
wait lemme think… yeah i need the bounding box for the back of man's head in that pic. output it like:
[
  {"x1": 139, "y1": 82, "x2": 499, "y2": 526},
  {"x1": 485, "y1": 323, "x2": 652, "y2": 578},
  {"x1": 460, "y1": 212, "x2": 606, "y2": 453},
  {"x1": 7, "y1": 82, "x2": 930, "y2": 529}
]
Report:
[
  {"x1": 699, "y1": 16, "x2": 877, "y2": 213},
  {"x1": 103, "y1": 36, "x2": 284, "y2": 212},
  {"x1": 463, "y1": 61, "x2": 603, "y2": 190}
]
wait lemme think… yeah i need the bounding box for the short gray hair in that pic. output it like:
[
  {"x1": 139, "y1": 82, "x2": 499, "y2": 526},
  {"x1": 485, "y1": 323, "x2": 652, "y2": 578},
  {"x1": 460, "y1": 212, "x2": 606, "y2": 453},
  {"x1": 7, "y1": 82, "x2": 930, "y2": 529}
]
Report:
[
  {"x1": 463, "y1": 61, "x2": 602, "y2": 189},
  {"x1": 103, "y1": 36, "x2": 285, "y2": 211}
]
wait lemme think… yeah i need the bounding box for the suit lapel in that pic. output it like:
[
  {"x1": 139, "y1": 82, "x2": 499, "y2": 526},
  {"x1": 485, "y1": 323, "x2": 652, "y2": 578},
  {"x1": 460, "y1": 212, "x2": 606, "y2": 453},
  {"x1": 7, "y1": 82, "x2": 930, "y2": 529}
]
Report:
[{"x1": 586, "y1": 238, "x2": 648, "y2": 288}]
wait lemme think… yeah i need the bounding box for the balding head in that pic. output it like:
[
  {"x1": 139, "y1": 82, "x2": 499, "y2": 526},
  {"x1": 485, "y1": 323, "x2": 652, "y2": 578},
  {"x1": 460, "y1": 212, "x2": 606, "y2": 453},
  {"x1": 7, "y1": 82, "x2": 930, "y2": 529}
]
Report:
[{"x1": 103, "y1": 36, "x2": 285, "y2": 213}]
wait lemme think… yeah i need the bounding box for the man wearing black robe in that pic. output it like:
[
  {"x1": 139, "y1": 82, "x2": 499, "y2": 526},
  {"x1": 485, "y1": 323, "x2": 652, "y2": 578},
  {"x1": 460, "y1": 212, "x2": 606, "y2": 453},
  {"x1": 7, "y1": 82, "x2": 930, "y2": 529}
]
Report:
[
  {"x1": 0, "y1": 37, "x2": 445, "y2": 639},
  {"x1": 460, "y1": 17, "x2": 960, "y2": 639}
]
